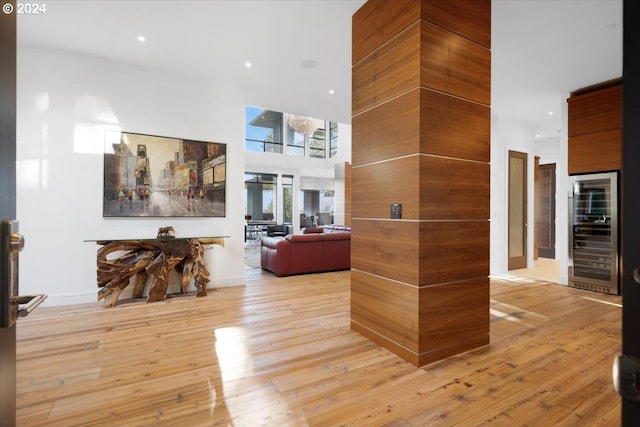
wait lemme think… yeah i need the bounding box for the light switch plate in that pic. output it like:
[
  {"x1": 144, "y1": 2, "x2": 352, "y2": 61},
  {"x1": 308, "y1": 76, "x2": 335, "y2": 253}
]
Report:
[{"x1": 390, "y1": 203, "x2": 402, "y2": 219}]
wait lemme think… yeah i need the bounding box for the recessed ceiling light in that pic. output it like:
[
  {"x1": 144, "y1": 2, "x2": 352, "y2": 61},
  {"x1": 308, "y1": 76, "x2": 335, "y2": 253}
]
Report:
[
  {"x1": 244, "y1": 61, "x2": 252, "y2": 68},
  {"x1": 137, "y1": 35, "x2": 146, "y2": 42},
  {"x1": 329, "y1": 89, "x2": 335, "y2": 95},
  {"x1": 300, "y1": 59, "x2": 318, "y2": 69},
  {"x1": 535, "y1": 134, "x2": 541, "y2": 138},
  {"x1": 548, "y1": 111, "x2": 554, "y2": 115}
]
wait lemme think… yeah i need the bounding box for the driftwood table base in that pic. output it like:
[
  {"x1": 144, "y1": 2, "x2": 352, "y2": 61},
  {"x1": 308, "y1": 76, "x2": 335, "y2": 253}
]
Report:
[{"x1": 93, "y1": 237, "x2": 225, "y2": 307}]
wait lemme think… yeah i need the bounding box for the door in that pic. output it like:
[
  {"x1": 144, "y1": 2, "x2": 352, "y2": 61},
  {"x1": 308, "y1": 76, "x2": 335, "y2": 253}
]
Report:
[
  {"x1": 508, "y1": 150, "x2": 527, "y2": 270},
  {"x1": 619, "y1": 1, "x2": 640, "y2": 423},
  {"x1": 536, "y1": 163, "x2": 556, "y2": 259},
  {"x1": 0, "y1": 3, "x2": 17, "y2": 426}
]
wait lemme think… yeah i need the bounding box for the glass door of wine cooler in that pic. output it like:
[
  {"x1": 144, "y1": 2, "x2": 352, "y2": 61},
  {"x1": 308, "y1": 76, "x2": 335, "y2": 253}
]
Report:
[{"x1": 568, "y1": 172, "x2": 619, "y2": 294}]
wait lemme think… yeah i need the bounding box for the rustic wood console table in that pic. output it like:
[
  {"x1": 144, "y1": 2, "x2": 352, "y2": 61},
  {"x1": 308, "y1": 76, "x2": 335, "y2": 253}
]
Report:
[{"x1": 86, "y1": 237, "x2": 226, "y2": 307}]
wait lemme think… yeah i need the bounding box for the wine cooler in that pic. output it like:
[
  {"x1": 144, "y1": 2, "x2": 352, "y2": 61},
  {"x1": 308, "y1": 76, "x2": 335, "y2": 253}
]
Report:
[{"x1": 568, "y1": 172, "x2": 619, "y2": 294}]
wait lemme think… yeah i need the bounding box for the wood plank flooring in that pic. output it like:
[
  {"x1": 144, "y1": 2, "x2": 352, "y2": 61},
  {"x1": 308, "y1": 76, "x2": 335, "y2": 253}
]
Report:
[{"x1": 15, "y1": 269, "x2": 622, "y2": 426}]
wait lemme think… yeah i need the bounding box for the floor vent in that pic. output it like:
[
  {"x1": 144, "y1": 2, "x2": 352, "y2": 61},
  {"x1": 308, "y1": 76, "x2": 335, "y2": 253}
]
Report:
[{"x1": 569, "y1": 281, "x2": 617, "y2": 295}]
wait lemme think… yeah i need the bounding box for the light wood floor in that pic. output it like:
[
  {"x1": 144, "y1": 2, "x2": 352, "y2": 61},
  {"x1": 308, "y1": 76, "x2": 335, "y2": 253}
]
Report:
[
  {"x1": 509, "y1": 258, "x2": 562, "y2": 283},
  {"x1": 16, "y1": 269, "x2": 622, "y2": 426}
]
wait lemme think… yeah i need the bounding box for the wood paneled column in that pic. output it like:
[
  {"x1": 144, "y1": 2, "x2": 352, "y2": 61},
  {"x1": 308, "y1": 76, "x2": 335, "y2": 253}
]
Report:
[{"x1": 351, "y1": 0, "x2": 491, "y2": 367}]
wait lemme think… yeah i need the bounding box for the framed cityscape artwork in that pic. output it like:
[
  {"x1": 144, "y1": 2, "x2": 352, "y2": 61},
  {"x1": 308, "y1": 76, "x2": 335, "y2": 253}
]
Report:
[{"x1": 103, "y1": 131, "x2": 226, "y2": 217}]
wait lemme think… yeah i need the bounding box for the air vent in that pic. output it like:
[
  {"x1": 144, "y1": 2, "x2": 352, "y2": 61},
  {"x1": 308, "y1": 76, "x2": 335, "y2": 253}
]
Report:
[{"x1": 569, "y1": 281, "x2": 617, "y2": 295}]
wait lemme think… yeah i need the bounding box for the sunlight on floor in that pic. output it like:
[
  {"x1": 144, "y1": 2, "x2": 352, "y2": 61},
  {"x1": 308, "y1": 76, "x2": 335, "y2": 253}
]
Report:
[
  {"x1": 490, "y1": 299, "x2": 550, "y2": 322},
  {"x1": 581, "y1": 296, "x2": 623, "y2": 308},
  {"x1": 509, "y1": 258, "x2": 560, "y2": 283}
]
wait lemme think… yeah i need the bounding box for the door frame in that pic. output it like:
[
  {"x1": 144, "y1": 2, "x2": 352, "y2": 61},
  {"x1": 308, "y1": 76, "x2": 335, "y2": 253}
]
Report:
[
  {"x1": 508, "y1": 150, "x2": 528, "y2": 270},
  {"x1": 0, "y1": 2, "x2": 17, "y2": 426},
  {"x1": 621, "y1": 0, "x2": 640, "y2": 423}
]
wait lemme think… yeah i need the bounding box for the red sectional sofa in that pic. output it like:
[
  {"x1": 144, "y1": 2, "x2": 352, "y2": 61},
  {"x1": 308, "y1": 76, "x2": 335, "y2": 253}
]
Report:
[{"x1": 260, "y1": 226, "x2": 351, "y2": 276}]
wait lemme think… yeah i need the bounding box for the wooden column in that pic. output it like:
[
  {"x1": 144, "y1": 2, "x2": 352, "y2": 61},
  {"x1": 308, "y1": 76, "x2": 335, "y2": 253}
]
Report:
[{"x1": 351, "y1": 0, "x2": 491, "y2": 367}]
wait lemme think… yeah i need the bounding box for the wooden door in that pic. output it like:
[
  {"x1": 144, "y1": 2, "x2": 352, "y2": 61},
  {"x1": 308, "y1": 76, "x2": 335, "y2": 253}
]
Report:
[
  {"x1": 508, "y1": 150, "x2": 527, "y2": 270},
  {"x1": 0, "y1": 2, "x2": 17, "y2": 426},
  {"x1": 621, "y1": 1, "x2": 640, "y2": 423},
  {"x1": 536, "y1": 163, "x2": 556, "y2": 259}
]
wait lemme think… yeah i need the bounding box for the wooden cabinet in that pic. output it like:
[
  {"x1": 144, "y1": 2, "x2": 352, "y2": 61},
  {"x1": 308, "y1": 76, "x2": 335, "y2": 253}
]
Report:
[{"x1": 567, "y1": 81, "x2": 622, "y2": 174}]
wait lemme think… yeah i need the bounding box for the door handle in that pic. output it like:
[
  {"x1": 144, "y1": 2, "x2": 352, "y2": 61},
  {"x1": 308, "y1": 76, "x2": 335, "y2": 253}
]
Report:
[
  {"x1": 634, "y1": 268, "x2": 640, "y2": 284},
  {"x1": 10, "y1": 232, "x2": 24, "y2": 253},
  {"x1": 2, "y1": 220, "x2": 47, "y2": 327},
  {"x1": 12, "y1": 294, "x2": 47, "y2": 318},
  {"x1": 613, "y1": 354, "x2": 640, "y2": 402}
]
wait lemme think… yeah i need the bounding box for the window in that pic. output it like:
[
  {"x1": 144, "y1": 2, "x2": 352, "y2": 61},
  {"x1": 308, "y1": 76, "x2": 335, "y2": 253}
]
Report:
[
  {"x1": 299, "y1": 188, "x2": 334, "y2": 227},
  {"x1": 330, "y1": 122, "x2": 338, "y2": 158},
  {"x1": 282, "y1": 175, "x2": 294, "y2": 224},
  {"x1": 244, "y1": 173, "x2": 277, "y2": 221},
  {"x1": 285, "y1": 114, "x2": 305, "y2": 157},
  {"x1": 309, "y1": 122, "x2": 326, "y2": 158},
  {"x1": 245, "y1": 107, "x2": 283, "y2": 153},
  {"x1": 246, "y1": 106, "x2": 341, "y2": 160}
]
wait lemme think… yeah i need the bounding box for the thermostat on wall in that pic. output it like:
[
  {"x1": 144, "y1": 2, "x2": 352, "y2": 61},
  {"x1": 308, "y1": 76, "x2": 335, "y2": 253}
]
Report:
[{"x1": 390, "y1": 203, "x2": 402, "y2": 219}]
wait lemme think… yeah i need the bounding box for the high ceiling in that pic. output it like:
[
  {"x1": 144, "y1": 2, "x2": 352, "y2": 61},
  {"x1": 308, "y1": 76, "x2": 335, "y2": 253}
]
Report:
[
  {"x1": 17, "y1": 0, "x2": 622, "y2": 139},
  {"x1": 492, "y1": 0, "x2": 622, "y2": 140}
]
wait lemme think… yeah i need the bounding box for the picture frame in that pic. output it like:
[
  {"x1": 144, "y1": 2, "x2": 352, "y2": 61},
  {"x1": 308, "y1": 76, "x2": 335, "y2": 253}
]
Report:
[{"x1": 103, "y1": 131, "x2": 226, "y2": 217}]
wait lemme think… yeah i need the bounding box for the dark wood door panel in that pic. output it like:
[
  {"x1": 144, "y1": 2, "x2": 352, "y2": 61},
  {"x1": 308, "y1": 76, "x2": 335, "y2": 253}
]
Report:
[
  {"x1": 0, "y1": 3, "x2": 16, "y2": 426},
  {"x1": 622, "y1": 2, "x2": 640, "y2": 422},
  {"x1": 536, "y1": 163, "x2": 556, "y2": 259}
]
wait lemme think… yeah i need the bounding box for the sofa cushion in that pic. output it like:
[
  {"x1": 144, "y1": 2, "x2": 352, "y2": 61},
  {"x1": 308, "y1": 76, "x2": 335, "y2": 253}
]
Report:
[
  {"x1": 323, "y1": 233, "x2": 351, "y2": 271},
  {"x1": 286, "y1": 234, "x2": 325, "y2": 274},
  {"x1": 323, "y1": 232, "x2": 350, "y2": 241},
  {"x1": 286, "y1": 234, "x2": 325, "y2": 243},
  {"x1": 260, "y1": 237, "x2": 290, "y2": 276},
  {"x1": 303, "y1": 227, "x2": 324, "y2": 234},
  {"x1": 323, "y1": 225, "x2": 351, "y2": 233}
]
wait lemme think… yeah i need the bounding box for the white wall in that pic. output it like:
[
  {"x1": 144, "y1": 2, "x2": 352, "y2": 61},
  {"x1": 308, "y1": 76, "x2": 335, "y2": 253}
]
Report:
[
  {"x1": 16, "y1": 47, "x2": 247, "y2": 305},
  {"x1": 17, "y1": 46, "x2": 571, "y2": 306},
  {"x1": 534, "y1": 135, "x2": 569, "y2": 284},
  {"x1": 491, "y1": 109, "x2": 569, "y2": 284},
  {"x1": 490, "y1": 113, "x2": 536, "y2": 274}
]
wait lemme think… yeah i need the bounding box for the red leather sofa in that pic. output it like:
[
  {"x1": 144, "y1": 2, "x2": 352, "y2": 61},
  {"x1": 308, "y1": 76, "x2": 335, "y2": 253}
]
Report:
[{"x1": 260, "y1": 227, "x2": 351, "y2": 276}]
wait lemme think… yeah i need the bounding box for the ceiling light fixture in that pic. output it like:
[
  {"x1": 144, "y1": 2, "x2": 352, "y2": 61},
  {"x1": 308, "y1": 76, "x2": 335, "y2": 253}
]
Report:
[
  {"x1": 137, "y1": 35, "x2": 146, "y2": 42},
  {"x1": 548, "y1": 111, "x2": 554, "y2": 115},
  {"x1": 300, "y1": 59, "x2": 318, "y2": 69},
  {"x1": 329, "y1": 89, "x2": 335, "y2": 95},
  {"x1": 287, "y1": 114, "x2": 317, "y2": 136},
  {"x1": 244, "y1": 61, "x2": 252, "y2": 68}
]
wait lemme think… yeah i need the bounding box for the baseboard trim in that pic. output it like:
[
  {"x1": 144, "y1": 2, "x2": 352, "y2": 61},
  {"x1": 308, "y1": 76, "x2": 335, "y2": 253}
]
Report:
[{"x1": 39, "y1": 275, "x2": 246, "y2": 307}]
